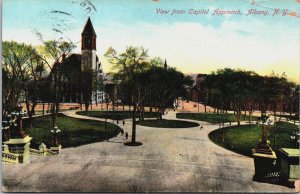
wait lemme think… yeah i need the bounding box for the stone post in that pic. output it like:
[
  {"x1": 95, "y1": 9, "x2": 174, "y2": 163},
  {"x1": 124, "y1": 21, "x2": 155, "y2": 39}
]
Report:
[
  {"x1": 252, "y1": 119, "x2": 277, "y2": 181},
  {"x1": 39, "y1": 143, "x2": 47, "y2": 156}
]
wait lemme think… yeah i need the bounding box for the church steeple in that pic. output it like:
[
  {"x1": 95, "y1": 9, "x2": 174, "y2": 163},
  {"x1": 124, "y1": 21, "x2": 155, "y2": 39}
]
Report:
[
  {"x1": 81, "y1": 17, "x2": 97, "y2": 50},
  {"x1": 164, "y1": 58, "x2": 167, "y2": 69}
]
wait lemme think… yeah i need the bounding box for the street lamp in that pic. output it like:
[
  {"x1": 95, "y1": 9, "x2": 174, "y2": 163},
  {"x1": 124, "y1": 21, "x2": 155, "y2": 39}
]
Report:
[
  {"x1": 51, "y1": 126, "x2": 61, "y2": 146},
  {"x1": 11, "y1": 104, "x2": 26, "y2": 138},
  {"x1": 290, "y1": 131, "x2": 300, "y2": 148}
]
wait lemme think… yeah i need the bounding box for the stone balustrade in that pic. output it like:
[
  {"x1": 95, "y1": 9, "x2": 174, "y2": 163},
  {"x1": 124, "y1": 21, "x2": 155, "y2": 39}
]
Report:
[{"x1": 2, "y1": 152, "x2": 19, "y2": 164}]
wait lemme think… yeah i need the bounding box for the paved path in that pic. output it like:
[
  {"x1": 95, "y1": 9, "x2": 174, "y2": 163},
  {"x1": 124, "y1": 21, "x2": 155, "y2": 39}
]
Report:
[{"x1": 2, "y1": 110, "x2": 293, "y2": 192}]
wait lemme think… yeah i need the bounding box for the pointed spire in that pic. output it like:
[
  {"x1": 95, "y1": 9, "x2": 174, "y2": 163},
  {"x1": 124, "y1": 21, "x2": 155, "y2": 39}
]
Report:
[
  {"x1": 164, "y1": 58, "x2": 167, "y2": 69},
  {"x1": 82, "y1": 17, "x2": 96, "y2": 36}
]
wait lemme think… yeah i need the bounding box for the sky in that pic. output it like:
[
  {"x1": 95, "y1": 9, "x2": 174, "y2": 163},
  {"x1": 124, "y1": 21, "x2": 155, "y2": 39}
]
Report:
[{"x1": 3, "y1": 0, "x2": 300, "y2": 83}]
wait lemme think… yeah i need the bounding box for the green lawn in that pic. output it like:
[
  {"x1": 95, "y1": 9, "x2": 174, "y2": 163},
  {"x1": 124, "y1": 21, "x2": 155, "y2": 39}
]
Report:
[
  {"x1": 136, "y1": 119, "x2": 199, "y2": 128},
  {"x1": 77, "y1": 111, "x2": 158, "y2": 120},
  {"x1": 24, "y1": 115, "x2": 120, "y2": 149},
  {"x1": 176, "y1": 113, "x2": 257, "y2": 123},
  {"x1": 208, "y1": 122, "x2": 299, "y2": 157}
]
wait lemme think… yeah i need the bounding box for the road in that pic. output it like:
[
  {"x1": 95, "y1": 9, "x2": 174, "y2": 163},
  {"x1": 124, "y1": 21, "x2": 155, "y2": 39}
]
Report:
[{"x1": 2, "y1": 110, "x2": 293, "y2": 192}]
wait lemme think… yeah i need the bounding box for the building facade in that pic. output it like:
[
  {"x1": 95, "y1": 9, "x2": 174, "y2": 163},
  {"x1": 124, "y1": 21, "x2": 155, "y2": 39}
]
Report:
[{"x1": 49, "y1": 17, "x2": 104, "y2": 104}]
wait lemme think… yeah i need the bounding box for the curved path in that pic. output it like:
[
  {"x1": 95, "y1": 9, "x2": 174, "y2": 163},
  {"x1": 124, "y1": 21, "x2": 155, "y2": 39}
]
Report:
[{"x1": 2, "y1": 110, "x2": 293, "y2": 192}]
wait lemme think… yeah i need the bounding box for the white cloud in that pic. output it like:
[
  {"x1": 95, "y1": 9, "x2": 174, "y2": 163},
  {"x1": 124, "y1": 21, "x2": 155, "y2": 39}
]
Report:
[
  {"x1": 93, "y1": 21, "x2": 298, "y2": 82},
  {"x1": 3, "y1": 19, "x2": 299, "y2": 82}
]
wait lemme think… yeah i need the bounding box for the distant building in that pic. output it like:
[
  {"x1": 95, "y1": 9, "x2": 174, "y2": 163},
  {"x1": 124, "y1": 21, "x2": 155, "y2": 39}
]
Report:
[{"x1": 190, "y1": 73, "x2": 207, "y2": 102}]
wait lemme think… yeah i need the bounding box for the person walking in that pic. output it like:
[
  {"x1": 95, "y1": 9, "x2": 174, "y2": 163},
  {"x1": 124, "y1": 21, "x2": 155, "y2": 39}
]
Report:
[{"x1": 125, "y1": 132, "x2": 128, "y2": 140}]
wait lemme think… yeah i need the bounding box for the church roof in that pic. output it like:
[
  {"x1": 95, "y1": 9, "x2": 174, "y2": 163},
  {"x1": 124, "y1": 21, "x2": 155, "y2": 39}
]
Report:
[{"x1": 82, "y1": 17, "x2": 96, "y2": 36}]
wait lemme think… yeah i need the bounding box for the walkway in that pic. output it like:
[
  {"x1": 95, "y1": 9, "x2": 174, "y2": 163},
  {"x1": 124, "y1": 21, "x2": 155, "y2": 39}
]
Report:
[{"x1": 2, "y1": 110, "x2": 293, "y2": 192}]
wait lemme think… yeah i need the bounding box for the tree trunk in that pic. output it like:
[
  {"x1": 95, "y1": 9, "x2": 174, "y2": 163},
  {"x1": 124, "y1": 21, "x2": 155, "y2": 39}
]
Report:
[
  {"x1": 131, "y1": 103, "x2": 137, "y2": 143},
  {"x1": 42, "y1": 102, "x2": 45, "y2": 115},
  {"x1": 237, "y1": 110, "x2": 241, "y2": 126},
  {"x1": 85, "y1": 103, "x2": 89, "y2": 114},
  {"x1": 141, "y1": 106, "x2": 145, "y2": 121},
  {"x1": 248, "y1": 110, "x2": 252, "y2": 123}
]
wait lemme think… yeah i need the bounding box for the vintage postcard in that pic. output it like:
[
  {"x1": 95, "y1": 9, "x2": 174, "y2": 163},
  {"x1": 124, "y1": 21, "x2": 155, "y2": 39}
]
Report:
[{"x1": 1, "y1": 0, "x2": 300, "y2": 192}]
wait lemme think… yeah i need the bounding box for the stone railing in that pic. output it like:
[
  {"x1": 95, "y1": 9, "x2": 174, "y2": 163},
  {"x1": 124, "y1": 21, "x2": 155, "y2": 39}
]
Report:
[
  {"x1": 29, "y1": 143, "x2": 60, "y2": 156},
  {"x1": 46, "y1": 149, "x2": 57, "y2": 156},
  {"x1": 2, "y1": 143, "x2": 61, "y2": 164},
  {"x1": 29, "y1": 148, "x2": 43, "y2": 156},
  {"x1": 2, "y1": 152, "x2": 19, "y2": 164}
]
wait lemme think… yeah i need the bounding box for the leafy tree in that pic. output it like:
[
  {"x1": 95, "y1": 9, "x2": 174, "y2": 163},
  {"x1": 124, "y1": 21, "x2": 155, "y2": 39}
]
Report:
[
  {"x1": 2, "y1": 41, "x2": 36, "y2": 116},
  {"x1": 24, "y1": 49, "x2": 46, "y2": 128},
  {"x1": 141, "y1": 66, "x2": 193, "y2": 119},
  {"x1": 39, "y1": 40, "x2": 76, "y2": 129},
  {"x1": 105, "y1": 46, "x2": 149, "y2": 144},
  {"x1": 203, "y1": 68, "x2": 298, "y2": 125}
]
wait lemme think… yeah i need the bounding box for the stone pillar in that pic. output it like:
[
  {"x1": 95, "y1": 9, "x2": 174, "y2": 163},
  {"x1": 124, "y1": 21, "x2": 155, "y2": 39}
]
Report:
[
  {"x1": 39, "y1": 143, "x2": 47, "y2": 156},
  {"x1": 4, "y1": 136, "x2": 32, "y2": 163},
  {"x1": 278, "y1": 148, "x2": 300, "y2": 186},
  {"x1": 4, "y1": 106, "x2": 32, "y2": 164}
]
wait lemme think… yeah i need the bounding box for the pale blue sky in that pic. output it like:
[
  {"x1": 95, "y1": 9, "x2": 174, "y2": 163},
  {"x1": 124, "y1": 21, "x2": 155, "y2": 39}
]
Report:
[{"x1": 3, "y1": 0, "x2": 300, "y2": 82}]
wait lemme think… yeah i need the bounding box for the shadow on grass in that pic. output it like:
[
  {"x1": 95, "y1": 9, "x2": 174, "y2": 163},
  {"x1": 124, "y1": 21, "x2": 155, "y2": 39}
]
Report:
[{"x1": 136, "y1": 119, "x2": 199, "y2": 128}]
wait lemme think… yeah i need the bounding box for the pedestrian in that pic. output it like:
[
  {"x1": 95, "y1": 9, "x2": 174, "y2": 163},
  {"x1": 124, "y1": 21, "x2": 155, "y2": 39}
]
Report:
[
  {"x1": 123, "y1": 120, "x2": 125, "y2": 126},
  {"x1": 117, "y1": 120, "x2": 119, "y2": 125},
  {"x1": 125, "y1": 132, "x2": 128, "y2": 140},
  {"x1": 120, "y1": 128, "x2": 124, "y2": 135}
]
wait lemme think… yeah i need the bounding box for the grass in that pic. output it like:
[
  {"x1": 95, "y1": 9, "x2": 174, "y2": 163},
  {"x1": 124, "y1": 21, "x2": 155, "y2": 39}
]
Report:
[
  {"x1": 208, "y1": 122, "x2": 299, "y2": 157},
  {"x1": 23, "y1": 114, "x2": 120, "y2": 149},
  {"x1": 136, "y1": 119, "x2": 199, "y2": 128},
  {"x1": 176, "y1": 113, "x2": 258, "y2": 123},
  {"x1": 77, "y1": 111, "x2": 158, "y2": 120}
]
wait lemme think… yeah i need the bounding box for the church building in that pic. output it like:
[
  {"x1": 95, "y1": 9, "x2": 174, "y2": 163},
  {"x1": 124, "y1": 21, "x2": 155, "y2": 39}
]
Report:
[{"x1": 51, "y1": 17, "x2": 104, "y2": 104}]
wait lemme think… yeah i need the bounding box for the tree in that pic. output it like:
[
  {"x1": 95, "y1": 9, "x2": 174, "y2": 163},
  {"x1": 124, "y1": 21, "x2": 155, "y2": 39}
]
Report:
[
  {"x1": 24, "y1": 49, "x2": 46, "y2": 128},
  {"x1": 141, "y1": 66, "x2": 193, "y2": 119},
  {"x1": 105, "y1": 46, "x2": 149, "y2": 144},
  {"x1": 205, "y1": 68, "x2": 257, "y2": 125},
  {"x1": 40, "y1": 40, "x2": 76, "y2": 129},
  {"x1": 2, "y1": 41, "x2": 36, "y2": 117}
]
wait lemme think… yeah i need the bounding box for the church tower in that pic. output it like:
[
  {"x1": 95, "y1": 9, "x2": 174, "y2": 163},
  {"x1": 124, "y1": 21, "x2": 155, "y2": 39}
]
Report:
[
  {"x1": 81, "y1": 17, "x2": 97, "y2": 71},
  {"x1": 164, "y1": 58, "x2": 167, "y2": 69}
]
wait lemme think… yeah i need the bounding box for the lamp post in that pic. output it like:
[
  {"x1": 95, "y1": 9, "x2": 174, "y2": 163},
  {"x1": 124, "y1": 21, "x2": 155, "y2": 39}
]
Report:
[
  {"x1": 11, "y1": 104, "x2": 26, "y2": 138},
  {"x1": 290, "y1": 131, "x2": 300, "y2": 148},
  {"x1": 51, "y1": 126, "x2": 61, "y2": 147}
]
